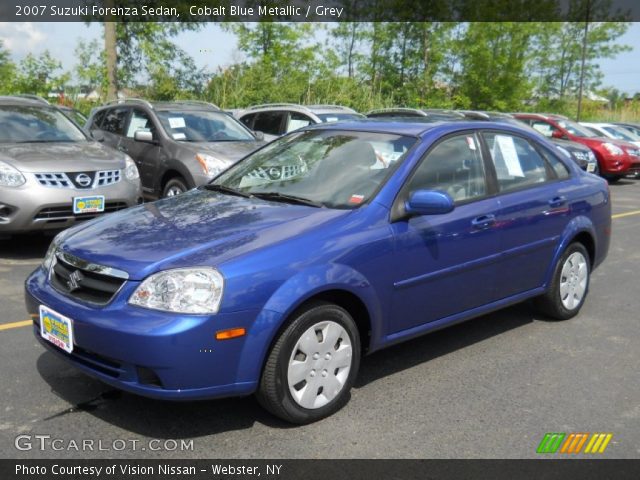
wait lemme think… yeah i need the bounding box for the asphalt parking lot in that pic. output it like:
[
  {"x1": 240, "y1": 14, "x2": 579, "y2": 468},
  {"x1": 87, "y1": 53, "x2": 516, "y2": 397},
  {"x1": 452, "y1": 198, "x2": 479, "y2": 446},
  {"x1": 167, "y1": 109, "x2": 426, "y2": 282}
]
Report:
[{"x1": 1, "y1": 179, "x2": 639, "y2": 460}]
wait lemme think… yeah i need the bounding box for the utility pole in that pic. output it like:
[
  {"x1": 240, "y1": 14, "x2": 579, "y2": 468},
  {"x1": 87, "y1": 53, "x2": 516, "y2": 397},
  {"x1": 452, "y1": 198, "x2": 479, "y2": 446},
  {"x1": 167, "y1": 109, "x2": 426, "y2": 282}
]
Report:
[{"x1": 576, "y1": 0, "x2": 591, "y2": 121}]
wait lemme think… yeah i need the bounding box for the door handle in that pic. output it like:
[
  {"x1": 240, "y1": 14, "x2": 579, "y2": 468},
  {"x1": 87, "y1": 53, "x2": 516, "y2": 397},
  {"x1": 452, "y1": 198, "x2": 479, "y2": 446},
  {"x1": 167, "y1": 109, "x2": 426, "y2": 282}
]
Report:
[
  {"x1": 471, "y1": 214, "x2": 496, "y2": 230},
  {"x1": 548, "y1": 196, "x2": 567, "y2": 208}
]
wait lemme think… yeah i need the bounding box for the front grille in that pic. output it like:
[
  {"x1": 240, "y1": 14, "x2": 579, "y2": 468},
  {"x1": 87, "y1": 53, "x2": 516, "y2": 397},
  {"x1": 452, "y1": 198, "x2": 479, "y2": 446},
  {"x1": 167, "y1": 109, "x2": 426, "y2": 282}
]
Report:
[
  {"x1": 35, "y1": 170, "x2": 121, "y2": 189},
  {"x1": 34, "y1": 173, "x2": 72, "y2": 188},
  {"x1": 95, "y1": 170, "x2": 121, "y2": 186},
  {"x1": 50, "y1": 252, "x2": 127, "y2": 305},
  {"x1": 572, "y1": 151, "x2": 589, "y2": 161},
  {"x1": 34, "y1": 202, "x2": 128, "y2": 221}
]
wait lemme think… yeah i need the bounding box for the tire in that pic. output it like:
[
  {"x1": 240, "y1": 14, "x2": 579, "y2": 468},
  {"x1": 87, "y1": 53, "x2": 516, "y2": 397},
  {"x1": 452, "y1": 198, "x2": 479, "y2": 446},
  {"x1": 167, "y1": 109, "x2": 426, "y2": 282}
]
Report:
[
  {"x1": 535, "y1": 243, "x2": 590, "y2": 320},
  {"x1": 257, "y1": 301, "x2": 361, "y2": 424},
  {"x1": 162, "y1": 177, "x2": 188, "y2": 197},
  {"x1": 606, "y1": 176, "x2": 622, "y2": 184}
]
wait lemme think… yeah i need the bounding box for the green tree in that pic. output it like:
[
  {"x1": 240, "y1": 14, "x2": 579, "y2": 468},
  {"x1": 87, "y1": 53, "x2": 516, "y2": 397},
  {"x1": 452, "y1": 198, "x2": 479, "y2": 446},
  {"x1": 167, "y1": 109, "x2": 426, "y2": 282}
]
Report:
[
  {"x1": 0, "y1": 40, "x2": 17, "y2": 94},
  {"x1": 456, "y1": 23, "x2": 538, "y2": 110},
  {"x1": 75, "y1": 39, "x2": 107, "y2": 97},
  {"x1": 15, "y1": 51, "x2": 69, "y2": 96}
]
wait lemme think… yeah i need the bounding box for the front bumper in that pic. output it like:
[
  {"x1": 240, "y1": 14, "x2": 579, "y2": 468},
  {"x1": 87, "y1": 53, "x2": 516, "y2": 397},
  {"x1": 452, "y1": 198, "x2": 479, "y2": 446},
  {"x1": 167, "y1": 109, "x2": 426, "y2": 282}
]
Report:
[
  {"x1": 0, "y1": 176, "x2": 142, "y2": 233},
  {"x1": 25, "y1": 266, "x2": 261, "y2": 400}
]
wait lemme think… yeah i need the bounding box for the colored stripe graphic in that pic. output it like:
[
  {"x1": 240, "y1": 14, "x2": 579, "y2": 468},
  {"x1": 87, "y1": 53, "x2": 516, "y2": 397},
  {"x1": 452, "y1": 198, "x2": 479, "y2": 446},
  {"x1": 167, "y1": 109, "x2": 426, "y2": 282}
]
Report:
[
  {"x1": 538, "y1": 433, "x2": 613, "y2": 454},
  {"x1": 585, "y1": 433, "x2": 613, "y2": 454},
  {"x1": 537, "y1": 433, "x2": 566, "y2": 453},
  {"x1": 560, "y1": 433, "x2": 589, "y2": 454}
]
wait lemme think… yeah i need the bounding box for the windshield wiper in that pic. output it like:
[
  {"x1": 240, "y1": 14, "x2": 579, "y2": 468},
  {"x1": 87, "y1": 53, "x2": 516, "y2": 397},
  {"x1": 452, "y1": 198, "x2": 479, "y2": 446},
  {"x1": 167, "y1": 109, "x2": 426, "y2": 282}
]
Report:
[
  {"x1": 251, "y1": 192, "x2": 323, "y2": 208},
  {"x1": 202, "y1": 184, "x2": 253, "y2": 198}
]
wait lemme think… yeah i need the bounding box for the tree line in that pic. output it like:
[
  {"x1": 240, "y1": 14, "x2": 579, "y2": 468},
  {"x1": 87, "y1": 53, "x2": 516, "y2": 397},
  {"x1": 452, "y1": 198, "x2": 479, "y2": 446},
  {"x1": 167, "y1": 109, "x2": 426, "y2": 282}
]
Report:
[{"x1": 0, "y1": 21, "x2": 634, "y2": 117}]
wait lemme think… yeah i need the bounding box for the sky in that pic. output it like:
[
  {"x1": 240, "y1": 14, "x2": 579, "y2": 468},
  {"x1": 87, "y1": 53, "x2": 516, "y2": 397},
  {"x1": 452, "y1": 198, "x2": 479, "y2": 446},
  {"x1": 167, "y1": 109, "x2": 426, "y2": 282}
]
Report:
[{"x1": 0, "y1": 21, "x2": 638, "y2": 95}]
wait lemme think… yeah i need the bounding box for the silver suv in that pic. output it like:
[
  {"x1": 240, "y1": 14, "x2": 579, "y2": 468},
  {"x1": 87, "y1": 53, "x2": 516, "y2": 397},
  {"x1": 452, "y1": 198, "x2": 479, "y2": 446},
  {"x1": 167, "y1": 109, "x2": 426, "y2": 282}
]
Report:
[
  {"x1": 87, "y1": 99, "x2": 265, "y2": 198},
  {"x1": 236, "y1": 104, "x2": 364, "y2": 140},
  {"x1": 0, "y1": 96, "x2": 142, "y2": 235}
]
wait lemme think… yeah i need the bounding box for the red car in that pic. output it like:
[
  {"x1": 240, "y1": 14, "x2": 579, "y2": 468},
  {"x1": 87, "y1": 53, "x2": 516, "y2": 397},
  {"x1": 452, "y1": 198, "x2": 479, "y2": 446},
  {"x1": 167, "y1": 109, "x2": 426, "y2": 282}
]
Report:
[{"x1": 515, "y1": 113, "x2": 640, "y2": 182}]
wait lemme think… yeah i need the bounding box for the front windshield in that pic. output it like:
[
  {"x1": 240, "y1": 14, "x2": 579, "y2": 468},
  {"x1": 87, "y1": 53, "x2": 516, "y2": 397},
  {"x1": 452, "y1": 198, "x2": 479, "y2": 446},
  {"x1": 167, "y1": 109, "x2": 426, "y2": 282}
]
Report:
[
  {"x1": 557, "y1": 120, "x2": 598, "y2": 138},
  {"x1": 0, "y1": 106, "x2": 88, "y2": 143},
  {"x1": 316, "y1": 113, "x2": 365, "y2": 123},
  {"x1": 602, "y1": 125, "x2": 639, "y2": 142},
  {"x1": 212, "y1": 130, "x2": 417, "y2": 209},
  {"x1": 156, "y1": 110, "x2": 255, "y2": 142}
]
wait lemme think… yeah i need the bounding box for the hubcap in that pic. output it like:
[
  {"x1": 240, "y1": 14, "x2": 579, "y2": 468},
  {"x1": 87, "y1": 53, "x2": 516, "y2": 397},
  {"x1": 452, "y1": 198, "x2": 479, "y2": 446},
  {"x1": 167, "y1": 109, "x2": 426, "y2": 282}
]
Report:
[
  {"x1": 559, "y1": 252, "x2": 588, "y2": 310},
  {"x1": 287, "y1": 321, "x2": 353, "y2": 409},
  {"x1": 165, "y1": 186, "x2": 184, "y2": 197}
]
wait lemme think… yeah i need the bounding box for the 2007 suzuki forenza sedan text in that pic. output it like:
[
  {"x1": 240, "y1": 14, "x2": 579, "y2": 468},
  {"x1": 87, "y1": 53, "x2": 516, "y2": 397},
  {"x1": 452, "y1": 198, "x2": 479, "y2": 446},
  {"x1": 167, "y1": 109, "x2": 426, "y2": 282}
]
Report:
[{"x1": 25, "y1": 120, "x2": 610, "y2": 424}]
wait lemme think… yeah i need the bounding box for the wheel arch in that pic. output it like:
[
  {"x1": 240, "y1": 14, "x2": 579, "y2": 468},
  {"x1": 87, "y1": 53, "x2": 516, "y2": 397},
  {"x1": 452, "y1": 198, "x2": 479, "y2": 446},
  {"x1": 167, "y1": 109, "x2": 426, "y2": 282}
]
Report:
[{"x1": 234, "y1": 265, "x2": 383, "y2": 387}]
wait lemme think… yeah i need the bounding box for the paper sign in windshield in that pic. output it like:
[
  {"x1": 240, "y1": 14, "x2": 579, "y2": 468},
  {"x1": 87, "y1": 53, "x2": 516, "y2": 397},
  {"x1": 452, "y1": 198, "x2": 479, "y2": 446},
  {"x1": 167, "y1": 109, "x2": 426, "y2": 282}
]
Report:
[
  {"x1": 168, "y1": 117, "x2": 186, "y2": 129},
  {"x1": 494, "y1": 135, "x2": 524, "y2": 178}
]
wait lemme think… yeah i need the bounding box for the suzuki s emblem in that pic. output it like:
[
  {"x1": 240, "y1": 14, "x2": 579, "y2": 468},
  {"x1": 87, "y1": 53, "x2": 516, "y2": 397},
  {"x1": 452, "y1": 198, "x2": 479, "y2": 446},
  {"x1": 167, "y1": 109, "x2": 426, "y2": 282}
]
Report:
[
  {"x1": 75, "y1": 173, "x2": 92, "y2": 187},
  {"x1": 66, "y1": 270, "x2": 84, "y2": 292}
]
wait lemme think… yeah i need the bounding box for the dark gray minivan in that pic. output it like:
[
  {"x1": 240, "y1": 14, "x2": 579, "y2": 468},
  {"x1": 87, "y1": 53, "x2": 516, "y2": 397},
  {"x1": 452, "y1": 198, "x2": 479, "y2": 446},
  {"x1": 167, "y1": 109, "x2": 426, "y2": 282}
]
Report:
[{"x1": 87, "y1": 100, "x2": 265, "y2": 198}]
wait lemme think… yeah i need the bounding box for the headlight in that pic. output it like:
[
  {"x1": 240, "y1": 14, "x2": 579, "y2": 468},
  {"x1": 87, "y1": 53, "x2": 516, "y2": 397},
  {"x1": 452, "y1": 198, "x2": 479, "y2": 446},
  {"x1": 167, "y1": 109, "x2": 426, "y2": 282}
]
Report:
[
  {"x1": 124, "y1": 156, "x2": 139, "y2": 180},
  {"x1": 0, "y1": 160, "x2": 26, "y2": 187},
  {"x1": 42, "y1": 233, "x2": 64, "y2": 271},
  {"x1": 196, "y1": 153, "x2": 229, "y2": 177},
  {"x1": 129, "y1": 267, "x2": 224, "y2": 314},
  {"x1": 603, "y1": 143, "x2": 623, "y2": 156}
]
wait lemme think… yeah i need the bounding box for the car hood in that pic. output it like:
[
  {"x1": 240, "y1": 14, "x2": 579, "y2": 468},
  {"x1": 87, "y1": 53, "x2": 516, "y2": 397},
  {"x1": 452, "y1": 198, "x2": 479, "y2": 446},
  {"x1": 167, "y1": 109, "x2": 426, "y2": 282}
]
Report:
[
  {"x1": 0, "y1": 141, "x2": 127, "y2": 172},
  {"x1": 578, "y1": 136, "x2": 638, "y2": 150},
  {"x1": 550, "y1": 138, "x2": 591, "y2": 152},
  {"x1": 59, "y1": 189, "x2": 349, "y2": 280},
  {"x1": 185, "y1": 140, "x2": 264, "y2": 163}
]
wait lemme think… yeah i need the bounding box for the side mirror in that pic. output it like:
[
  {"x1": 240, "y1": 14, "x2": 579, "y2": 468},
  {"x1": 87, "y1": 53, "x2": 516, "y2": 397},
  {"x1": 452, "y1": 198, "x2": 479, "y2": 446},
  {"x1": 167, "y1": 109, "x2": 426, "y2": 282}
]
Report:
[
  {"x1": 551, "y1": 130, "x2": 565, "y2": 139},
  {"x1": 253, "y1": 130, "x2": 265, "y2": 141},
  {"x1": 90, "y1": 130, "x2": 105, "y2": 142},
  {"x1": 405, "y1": 190, "x2": 455, "y2": 216},
  {"x1": 134, "y1": 130, "x2": 154, "y2": 143}
]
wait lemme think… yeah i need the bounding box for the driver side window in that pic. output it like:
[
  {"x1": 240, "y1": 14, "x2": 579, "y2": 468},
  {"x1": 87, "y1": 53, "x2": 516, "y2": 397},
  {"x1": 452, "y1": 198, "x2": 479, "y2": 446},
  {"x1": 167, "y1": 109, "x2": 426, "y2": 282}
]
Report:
[
  {"x1": 406, "y1": 133, "x2": 487, "y2": 203},
  {"x1": 126, "y1": 109, "x2": 155, "y2": 138}
]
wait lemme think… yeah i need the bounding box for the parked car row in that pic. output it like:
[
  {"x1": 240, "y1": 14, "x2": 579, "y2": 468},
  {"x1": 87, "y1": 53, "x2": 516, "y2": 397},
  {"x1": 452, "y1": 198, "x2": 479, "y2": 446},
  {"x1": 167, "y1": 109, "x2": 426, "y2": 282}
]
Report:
[{"x1": 2, "y1": 95, "x2": 638, "y2": 238}]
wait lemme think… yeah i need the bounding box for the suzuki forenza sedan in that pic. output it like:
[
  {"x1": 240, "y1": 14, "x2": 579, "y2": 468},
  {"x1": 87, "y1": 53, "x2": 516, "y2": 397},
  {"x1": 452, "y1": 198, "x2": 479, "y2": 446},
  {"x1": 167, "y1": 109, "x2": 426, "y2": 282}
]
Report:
[{"x1": 25, "y1": 120, "x2": 610, "y2": 424}]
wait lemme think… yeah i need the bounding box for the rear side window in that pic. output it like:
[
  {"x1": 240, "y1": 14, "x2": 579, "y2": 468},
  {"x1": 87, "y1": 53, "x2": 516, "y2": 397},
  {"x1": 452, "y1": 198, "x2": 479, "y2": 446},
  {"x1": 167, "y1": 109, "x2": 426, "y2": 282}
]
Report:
[
  {"x1": 406, "y1": 133, "x2": 487, "y2": 202},
  {"x1": 100, "y1": 107, "x2": 129, "y2": 135},
  {"x1": 286, "y1": 112, "x2": 313, "y2": 132},
  {"x1": 542, "y1": 148, "x2": 571, "y2": 179},
  {"x1": 253, "y1": 111, "x2": 286, "y2": 135},
  {"x1": 90, "y1": 109, "x2": 106, "y2": 130},
  {"x1": 483, "y1": 132, "x2": 549, "y2": 192},
  {"x1": 239, "y1": 113, "x2": 255, "y2": 129}
]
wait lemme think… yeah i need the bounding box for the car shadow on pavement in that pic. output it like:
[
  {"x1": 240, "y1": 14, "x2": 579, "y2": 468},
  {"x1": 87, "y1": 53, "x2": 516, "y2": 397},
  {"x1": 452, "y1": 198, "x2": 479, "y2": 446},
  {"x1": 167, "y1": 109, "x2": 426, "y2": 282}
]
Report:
[
  {"x1": 355, "y1": 303, "x2": 535, "y2": 388},
  {"x1": 0, "y1": 234, "x2": 53, "y2": 260},
  {"x1": 35, "y1": 302, "x2": 537, "y2": 437}
]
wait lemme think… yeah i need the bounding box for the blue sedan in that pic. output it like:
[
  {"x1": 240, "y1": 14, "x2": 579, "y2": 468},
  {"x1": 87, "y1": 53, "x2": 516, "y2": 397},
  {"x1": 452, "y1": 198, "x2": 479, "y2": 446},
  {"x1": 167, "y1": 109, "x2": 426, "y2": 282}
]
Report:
[{"x1": 25, "y1": 120, "x2": 611, "y2": 423}]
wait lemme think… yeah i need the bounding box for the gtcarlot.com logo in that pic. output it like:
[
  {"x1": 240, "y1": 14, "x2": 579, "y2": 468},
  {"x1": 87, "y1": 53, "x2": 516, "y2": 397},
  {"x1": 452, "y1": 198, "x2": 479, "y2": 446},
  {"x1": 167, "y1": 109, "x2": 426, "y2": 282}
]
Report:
[{"x1": 537, "y1": 432, "x2": 613, "y2": 454}]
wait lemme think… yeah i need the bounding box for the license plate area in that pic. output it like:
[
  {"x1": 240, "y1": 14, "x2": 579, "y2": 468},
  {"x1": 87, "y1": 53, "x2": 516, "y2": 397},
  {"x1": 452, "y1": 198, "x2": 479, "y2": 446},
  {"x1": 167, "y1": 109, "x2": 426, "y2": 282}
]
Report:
[
  {"x1": 39, "y1": 305, "x2": 74, "y2": 353},
  {"x1": 73, "y1": 195, "x2": 105, "y2": 214}
]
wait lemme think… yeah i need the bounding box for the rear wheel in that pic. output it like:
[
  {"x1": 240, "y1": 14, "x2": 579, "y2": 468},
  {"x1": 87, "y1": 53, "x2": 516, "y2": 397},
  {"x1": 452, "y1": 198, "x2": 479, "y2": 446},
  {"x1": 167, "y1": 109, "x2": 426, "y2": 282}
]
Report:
[
  {"x1": 162, "y1": 177, "x2": 188, "y2": 197},
  {"x1": 257, "y1": 302, "x2": 360, "y2": 424},
  {"x1": 535, "y1": 243, "x2": 590, "y2": 320}
]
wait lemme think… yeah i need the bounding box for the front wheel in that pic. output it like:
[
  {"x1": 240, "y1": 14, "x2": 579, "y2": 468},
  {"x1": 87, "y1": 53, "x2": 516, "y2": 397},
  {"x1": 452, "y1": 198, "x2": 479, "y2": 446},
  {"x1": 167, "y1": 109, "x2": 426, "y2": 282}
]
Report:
[
  {"x1": 535, "y1": 243, "x2": 590, "y2": 320},
  {"x1": 162, "y1": 177, "x2": 188, "y2": 197},
  {"x1": 257, "y1": 302, "x2": 361, "y2": 424}
]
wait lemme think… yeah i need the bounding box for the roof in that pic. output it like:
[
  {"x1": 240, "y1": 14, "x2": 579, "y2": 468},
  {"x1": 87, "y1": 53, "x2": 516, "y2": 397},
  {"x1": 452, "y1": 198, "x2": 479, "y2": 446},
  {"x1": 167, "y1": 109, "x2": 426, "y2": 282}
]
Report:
[
  {"x1": 0, "y1": 95, "x2": 53, "y2": 107},
  {"x1": 99, "y1": 98, "x2": 221, "y2": 111},
  {"x1": 305, "y1": 118, "x2": 536, "y2": 138},
  {"x1": 241, "y1": 103, "x2": 358, "y2": 115}
]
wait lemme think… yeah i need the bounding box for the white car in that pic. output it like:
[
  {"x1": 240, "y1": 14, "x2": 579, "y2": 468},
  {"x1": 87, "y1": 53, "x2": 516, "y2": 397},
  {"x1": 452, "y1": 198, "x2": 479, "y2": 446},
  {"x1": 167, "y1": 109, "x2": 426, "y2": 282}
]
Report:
[{"x1": 580, "y1": 122, "x2": 640, "y2": 148}]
